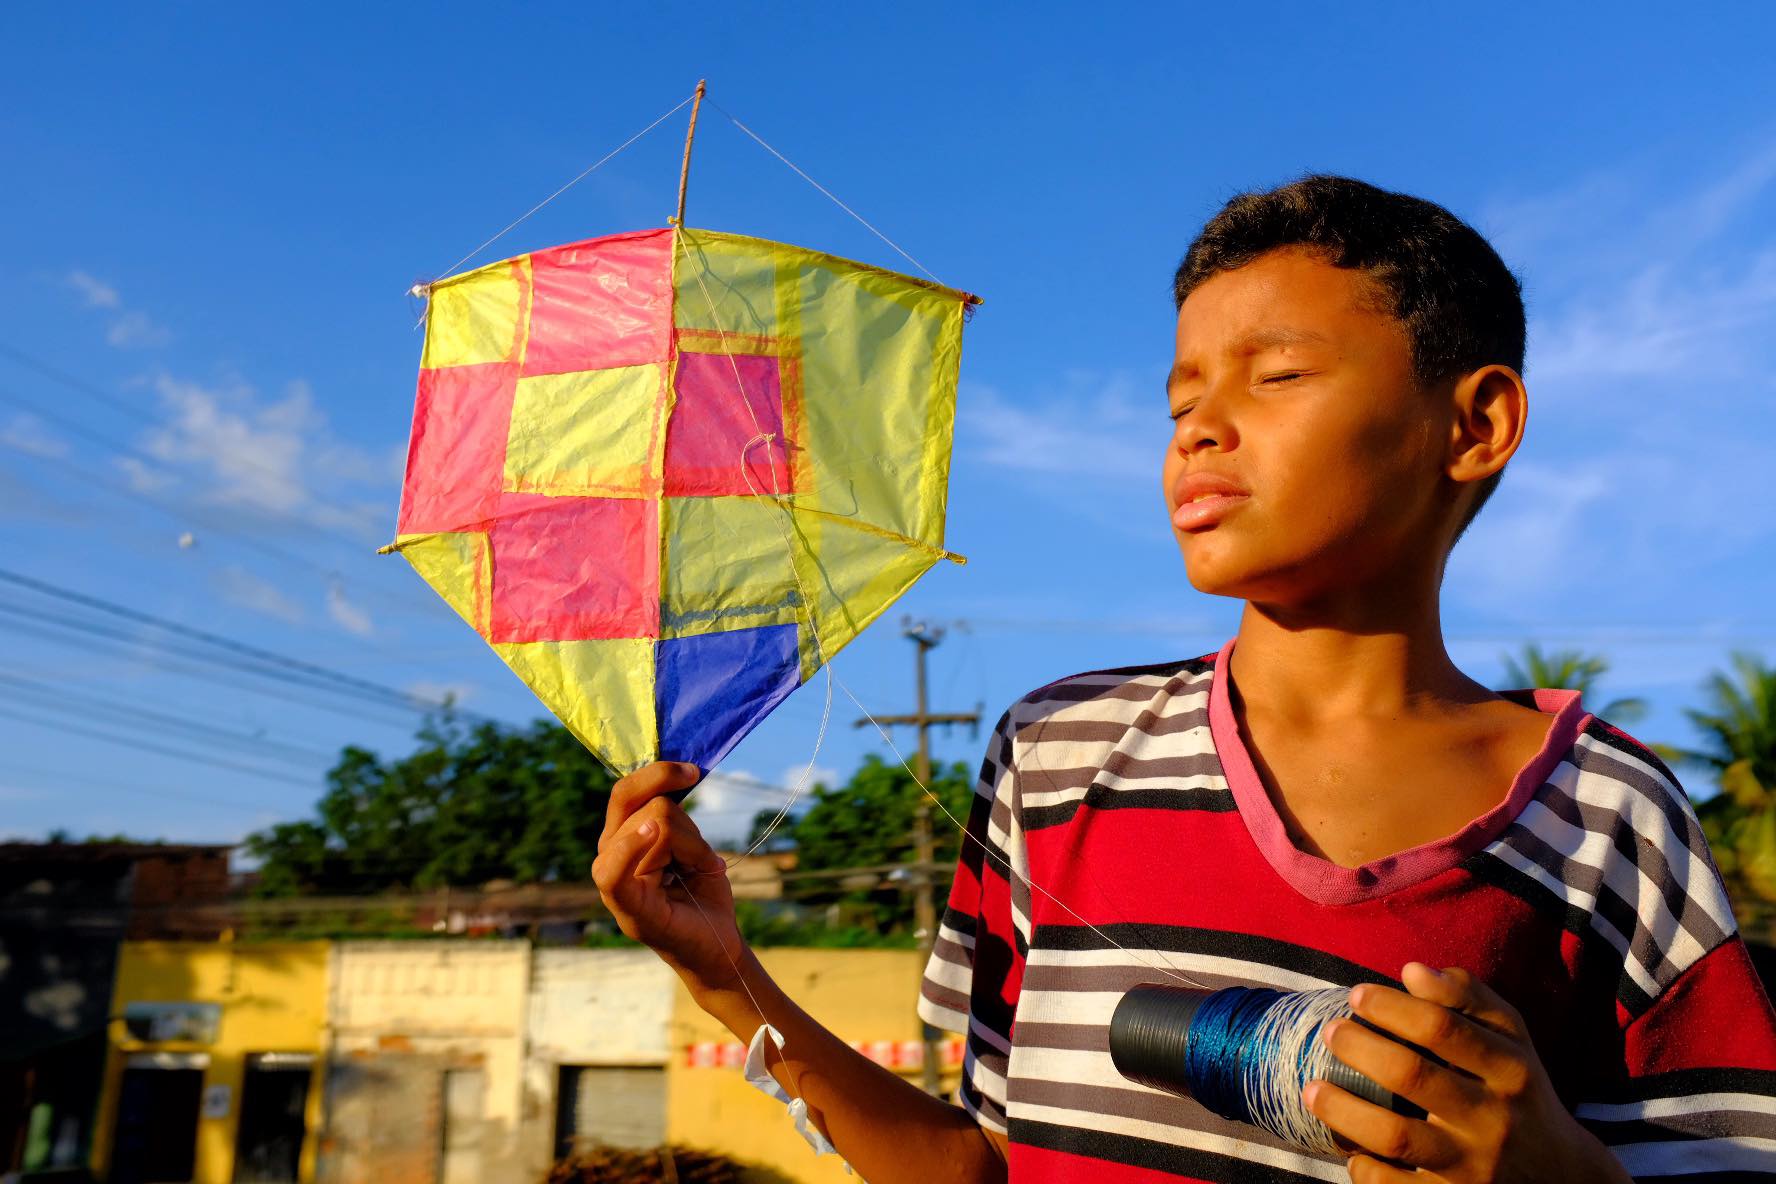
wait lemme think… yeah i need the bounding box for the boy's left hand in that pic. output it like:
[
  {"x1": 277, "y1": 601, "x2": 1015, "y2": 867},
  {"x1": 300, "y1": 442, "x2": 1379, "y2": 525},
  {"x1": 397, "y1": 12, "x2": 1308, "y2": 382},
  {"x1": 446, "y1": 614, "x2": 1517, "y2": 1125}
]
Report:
[{"x1": 1302, "y1": 962, "x2": 1632, "y2": 1184}]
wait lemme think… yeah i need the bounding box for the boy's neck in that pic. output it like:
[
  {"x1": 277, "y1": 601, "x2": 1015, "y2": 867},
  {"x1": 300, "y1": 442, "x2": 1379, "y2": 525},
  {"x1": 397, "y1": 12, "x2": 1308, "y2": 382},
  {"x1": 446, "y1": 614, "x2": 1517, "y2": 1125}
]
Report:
[{"x1": 1230, "y1": 589, "x2": 1492, "y2": 725}]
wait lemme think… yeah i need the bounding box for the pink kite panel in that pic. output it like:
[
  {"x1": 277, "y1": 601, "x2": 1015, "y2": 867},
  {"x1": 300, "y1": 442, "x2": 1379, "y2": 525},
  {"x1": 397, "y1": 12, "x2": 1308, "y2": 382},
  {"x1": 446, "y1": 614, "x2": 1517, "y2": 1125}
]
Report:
[
  {"x1": 663, "y1": 351, "x2": 791, "y2": 497},
  {"x1": 523, "y1": 229, "x2": 674, "y2": 377},
  {"x1": 486, "y1": 494, "x2": 660, "y2": 643},
  {"x1": 398, "y1": 361, "x2": 518, "y2": 535}
]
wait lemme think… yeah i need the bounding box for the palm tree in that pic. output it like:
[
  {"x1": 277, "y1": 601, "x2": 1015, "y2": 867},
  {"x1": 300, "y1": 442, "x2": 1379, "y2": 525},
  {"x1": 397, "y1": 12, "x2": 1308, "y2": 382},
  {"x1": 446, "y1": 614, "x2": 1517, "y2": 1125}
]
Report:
[
  {"x1": 1675, "y1": 653, "x2": 1776, "y2": 902},
  {"x1": 1499, "y1": 644, "x2": 1648, "y2": 725}
]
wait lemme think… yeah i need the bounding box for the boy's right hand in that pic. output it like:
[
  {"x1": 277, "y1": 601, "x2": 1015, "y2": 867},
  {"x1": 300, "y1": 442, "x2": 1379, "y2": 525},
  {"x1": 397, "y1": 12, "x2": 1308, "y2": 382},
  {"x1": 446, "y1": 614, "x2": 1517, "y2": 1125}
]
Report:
[{"x1": 592, "y1": 762, "x2": 743, "y2": 993}]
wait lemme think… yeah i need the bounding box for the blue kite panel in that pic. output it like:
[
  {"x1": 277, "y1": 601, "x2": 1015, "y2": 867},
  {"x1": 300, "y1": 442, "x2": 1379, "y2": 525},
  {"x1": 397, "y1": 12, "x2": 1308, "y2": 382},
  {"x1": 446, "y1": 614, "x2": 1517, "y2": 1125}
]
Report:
[{"x1": 655, "y1": 623, "x2": 801, "y2": 771}]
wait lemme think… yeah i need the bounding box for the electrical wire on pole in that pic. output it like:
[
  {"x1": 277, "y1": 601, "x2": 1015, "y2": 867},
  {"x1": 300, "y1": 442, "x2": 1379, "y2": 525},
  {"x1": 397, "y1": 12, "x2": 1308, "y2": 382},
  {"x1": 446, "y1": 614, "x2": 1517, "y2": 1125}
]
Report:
[{"x1": 854, "y1": 617, "x2": 980, "y2": 1093}]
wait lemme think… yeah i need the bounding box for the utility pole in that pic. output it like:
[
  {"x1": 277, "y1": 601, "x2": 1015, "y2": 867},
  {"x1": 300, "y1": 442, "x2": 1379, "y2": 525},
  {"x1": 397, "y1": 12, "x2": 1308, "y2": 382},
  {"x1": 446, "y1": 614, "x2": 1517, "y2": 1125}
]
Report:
[{"x1": 856, "y1": 618, "x2": 980, "y2": 1093}]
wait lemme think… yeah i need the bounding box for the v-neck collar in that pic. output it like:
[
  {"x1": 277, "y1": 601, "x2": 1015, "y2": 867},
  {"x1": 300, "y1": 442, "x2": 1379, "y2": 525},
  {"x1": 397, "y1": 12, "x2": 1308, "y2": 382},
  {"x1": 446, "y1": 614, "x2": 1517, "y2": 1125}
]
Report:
[{"x1": 1206, "y1": 638, "x2": 1592, "y2": 906}]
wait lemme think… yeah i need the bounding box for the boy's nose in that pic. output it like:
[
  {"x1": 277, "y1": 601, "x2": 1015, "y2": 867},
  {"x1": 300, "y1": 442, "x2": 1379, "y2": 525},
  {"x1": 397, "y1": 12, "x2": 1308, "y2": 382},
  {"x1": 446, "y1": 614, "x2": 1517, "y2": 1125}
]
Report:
[{"x1": 1177, "y1": 396, "x2": 1238, "y2": 455}]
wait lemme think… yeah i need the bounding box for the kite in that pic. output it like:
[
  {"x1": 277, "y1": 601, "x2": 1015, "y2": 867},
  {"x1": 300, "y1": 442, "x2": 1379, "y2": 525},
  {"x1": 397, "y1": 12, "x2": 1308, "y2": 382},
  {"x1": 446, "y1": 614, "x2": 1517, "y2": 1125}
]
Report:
[{"x1": 386, "y1": 223, "x2": 976, "y2": 775}]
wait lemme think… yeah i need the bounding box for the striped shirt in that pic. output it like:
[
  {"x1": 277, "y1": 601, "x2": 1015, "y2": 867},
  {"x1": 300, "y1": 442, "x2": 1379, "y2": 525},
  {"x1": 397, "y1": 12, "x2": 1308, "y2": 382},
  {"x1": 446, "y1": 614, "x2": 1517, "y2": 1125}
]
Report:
[{"x1": 919, "y1": 641, "x2": 1776, "y2": 1181}]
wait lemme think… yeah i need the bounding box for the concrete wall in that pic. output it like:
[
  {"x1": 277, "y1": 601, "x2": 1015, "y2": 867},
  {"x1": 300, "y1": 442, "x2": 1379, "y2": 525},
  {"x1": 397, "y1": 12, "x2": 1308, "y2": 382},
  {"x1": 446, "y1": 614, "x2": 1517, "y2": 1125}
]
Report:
[
  {"x1": 521, "y1": 948, "x2": 676, "y2": 1175},
  {"x1": 321, "y1": 942, "x2": 529, "y2": 1184},
  {"x1": 92, "y1": 941, "x2": 330, "y2": 1184},
  {"x1": 666, "y1": 949, "x2": 960, "y2": 1184}
]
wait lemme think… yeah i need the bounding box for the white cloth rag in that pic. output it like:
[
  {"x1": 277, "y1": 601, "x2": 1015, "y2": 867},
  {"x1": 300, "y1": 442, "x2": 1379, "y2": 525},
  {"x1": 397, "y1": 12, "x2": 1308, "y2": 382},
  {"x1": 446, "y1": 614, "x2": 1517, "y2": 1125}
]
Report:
[{"x1": 743, "y1": 1023, "x2": 852, "y2": 1173}]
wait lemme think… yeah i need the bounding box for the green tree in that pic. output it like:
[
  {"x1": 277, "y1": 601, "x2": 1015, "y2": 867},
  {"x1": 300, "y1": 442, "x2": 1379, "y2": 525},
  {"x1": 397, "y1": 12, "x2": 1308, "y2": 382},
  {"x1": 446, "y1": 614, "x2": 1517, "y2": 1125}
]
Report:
[
  {"x1": 1676, "y1": 653, "x2": 1776, "y2": 901},
  {"x1": 754, "y1": 753, "x2": 973, "y2": 934},
  {"x1": 245, "y1": 714, "x2": 617, "y2": 896},
  {"x1": 1500, "y1": 644, "x2": 1647, "y2": 724}
]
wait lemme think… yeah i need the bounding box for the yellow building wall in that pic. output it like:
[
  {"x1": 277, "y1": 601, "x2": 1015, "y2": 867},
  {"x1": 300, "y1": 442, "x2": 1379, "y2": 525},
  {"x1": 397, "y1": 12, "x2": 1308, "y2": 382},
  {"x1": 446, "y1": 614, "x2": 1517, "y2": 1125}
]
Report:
[
  {"x1": 666, "y1": 949, "x2": 959, "y2": 1183},
  {"x1": 91, "y1": 941, "x2": 331, "y2": 1184}
]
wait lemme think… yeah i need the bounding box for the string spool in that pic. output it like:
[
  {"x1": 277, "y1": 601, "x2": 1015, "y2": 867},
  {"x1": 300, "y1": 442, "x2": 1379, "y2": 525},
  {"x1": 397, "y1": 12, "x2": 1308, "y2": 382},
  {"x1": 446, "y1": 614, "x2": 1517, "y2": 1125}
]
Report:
[{"x1": 1109, "y1": 984, "x2": 1426, "y2": 1155}]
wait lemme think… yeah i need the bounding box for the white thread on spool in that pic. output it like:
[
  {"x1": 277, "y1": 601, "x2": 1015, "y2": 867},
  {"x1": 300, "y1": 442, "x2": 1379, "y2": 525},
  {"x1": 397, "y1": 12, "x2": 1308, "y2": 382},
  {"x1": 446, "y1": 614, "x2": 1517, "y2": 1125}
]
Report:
[{"x1": 1245, "y1": 987, "x2": 1351, "y2": 1154}]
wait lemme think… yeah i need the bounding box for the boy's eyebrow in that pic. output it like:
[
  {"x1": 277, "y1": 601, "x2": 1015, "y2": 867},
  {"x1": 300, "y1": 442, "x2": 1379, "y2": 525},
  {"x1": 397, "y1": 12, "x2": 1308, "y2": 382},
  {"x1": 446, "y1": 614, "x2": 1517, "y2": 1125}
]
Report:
[
  {"x1": 1231, "y1": 326, "x2": 1332, "y2": 352},
  {"x1": 1168, "y1": 327, "x2": 1332, "y2": 391}
]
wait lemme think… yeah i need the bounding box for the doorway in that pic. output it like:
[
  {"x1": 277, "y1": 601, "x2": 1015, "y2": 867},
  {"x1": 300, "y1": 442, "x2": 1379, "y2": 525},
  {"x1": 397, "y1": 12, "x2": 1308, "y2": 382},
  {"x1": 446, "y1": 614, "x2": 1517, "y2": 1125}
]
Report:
[
  {"x1": 232, "y1": 1054, "x2": 312, "y2": 1182},
  {"x1": 111, "y1": 1062, "x2": 203, "y2": 1184}
]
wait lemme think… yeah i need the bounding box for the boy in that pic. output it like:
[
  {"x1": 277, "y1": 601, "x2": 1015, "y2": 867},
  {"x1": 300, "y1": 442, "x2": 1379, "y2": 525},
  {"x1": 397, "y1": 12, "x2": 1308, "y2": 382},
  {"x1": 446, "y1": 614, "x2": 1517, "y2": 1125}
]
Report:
[{"x1": 594, "y1": 176, "x2": 1776, "y2": 1182}]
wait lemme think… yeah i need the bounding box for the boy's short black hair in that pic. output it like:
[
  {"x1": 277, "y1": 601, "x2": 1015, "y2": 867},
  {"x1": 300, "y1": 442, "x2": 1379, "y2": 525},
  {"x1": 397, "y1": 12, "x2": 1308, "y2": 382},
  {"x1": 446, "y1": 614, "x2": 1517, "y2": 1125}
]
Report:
[{"x1": 1174, "y1": 175, "x2": 1524, "y2": 530}]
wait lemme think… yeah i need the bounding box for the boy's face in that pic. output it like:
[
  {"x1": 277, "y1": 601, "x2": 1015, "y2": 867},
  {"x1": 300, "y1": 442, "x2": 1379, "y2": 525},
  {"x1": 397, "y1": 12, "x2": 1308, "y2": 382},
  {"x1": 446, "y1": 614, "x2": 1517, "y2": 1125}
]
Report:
[{"x1": 1164, "y1": 246, "x2": 1453, "y2": 604}]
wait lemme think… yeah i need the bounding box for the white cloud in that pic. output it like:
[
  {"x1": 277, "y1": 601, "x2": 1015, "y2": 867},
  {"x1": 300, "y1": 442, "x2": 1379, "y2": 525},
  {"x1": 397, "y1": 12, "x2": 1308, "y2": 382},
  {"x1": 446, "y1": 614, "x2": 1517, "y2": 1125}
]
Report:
[
  {"x1": 405, "y1": 679, "x2": 476, "y2": 707},
  {"x1": 213, "y1": 565, "x2": 306, "y2": 624},
  {"x1": 0, "y1": 413, "x2": 68, "y2": 459},
  {"x1": 1447, "y1": 460, "x2": 1616, "y2": 605},
  {"x1": 1484, "y1": 137, "x2": 1776, "y2": 393},
  {"x1": 960, "y1": 373, "x2": 1159, "y2": 483},
  {"x1": 1529, "y1": 249, "x2": 1776, "y2": 385},
  {"x1": 326, "y1": 579, "x2": 373, "y2": 636},
  {"x1": 66, "y1": 270, "x2": 119, "y2": 309},
  {"x1": 115, "y1": 455, "x2": 175, "y2": 494},
  {"x1": 683, "y1": 767, "x2": 814, "y2": 848},
  {"x1": 1451, "y1": 139, "x2": 1776, "y2": 621},
  {"x1": 782, "y1": 762, "x2": 838, "y2": 793},
  {"x1": 105, "y1": 310, "x2": 171, "y2": 349},
  {"x1": 64, "y1": 269, "x2": 169, "y2": 348},
  {"x1": 136, "y1": 373, "x2": 393, "y2": 539}
]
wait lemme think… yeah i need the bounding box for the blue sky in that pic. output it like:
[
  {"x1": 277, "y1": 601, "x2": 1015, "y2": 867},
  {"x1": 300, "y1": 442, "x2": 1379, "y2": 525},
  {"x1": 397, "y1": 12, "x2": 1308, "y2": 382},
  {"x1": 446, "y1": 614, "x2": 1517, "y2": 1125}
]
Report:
[{"x1": 1, "y1": 5, "x2": 1772, "y2": 847}]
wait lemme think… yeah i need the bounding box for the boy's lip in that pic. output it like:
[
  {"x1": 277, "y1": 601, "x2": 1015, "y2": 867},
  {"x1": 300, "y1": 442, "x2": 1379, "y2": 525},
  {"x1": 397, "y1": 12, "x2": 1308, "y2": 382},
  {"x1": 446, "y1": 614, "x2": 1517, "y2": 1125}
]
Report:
[{"x1": 1171, "y1": 471, "x2": 1249, "y2": 531}]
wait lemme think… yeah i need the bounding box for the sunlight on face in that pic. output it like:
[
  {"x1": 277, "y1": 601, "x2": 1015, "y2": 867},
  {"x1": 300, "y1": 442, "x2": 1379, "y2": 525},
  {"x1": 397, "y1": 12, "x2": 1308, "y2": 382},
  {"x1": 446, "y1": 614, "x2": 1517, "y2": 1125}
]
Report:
[{"x1": 1163, "y1": 248, "x2": 1447, "y2": 607}]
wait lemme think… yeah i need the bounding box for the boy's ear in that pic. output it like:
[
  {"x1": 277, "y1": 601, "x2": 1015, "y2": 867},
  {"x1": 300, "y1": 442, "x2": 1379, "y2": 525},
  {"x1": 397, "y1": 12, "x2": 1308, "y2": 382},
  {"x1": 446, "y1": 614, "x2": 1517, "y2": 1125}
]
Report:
[{"x1": 1446, "y1": 365, "x2": 1528, "y2": 483}]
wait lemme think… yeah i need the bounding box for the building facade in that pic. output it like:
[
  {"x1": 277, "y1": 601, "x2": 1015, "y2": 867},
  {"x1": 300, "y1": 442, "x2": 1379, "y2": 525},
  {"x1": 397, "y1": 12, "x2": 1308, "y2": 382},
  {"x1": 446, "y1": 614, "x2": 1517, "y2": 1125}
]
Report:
[
  {"x1": 70, "y1": 939, "x2": 963, "y2": 1183},
  {"x1": 0, "y1": 843, "x2": 230, "y2": 1180},
  {"x1": 521, "y1": 948, "x2": 678, "y2": 1176},
  {"x1": 91, "y1": 941, "x2": 329, "y2": 1184},
  {"x1": 666, "y1": 948, "x2": 959, "y2": 1182},
  {"x1": 320, "y1": 942, "x2": 530, "y2": 1184}
]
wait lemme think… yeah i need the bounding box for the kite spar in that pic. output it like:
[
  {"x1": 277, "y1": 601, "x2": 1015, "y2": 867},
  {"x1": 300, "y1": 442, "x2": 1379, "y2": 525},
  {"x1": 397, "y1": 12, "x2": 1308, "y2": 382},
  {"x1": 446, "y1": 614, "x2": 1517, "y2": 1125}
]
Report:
[{"x1": 385, "y1": 86, "x2": 979, "y2": 776}]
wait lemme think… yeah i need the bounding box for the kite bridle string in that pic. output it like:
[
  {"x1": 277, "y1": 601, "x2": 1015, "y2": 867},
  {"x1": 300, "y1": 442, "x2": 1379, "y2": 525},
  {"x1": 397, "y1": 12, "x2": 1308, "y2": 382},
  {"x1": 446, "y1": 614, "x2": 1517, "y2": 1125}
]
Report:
[
  {"x1": 678, "y1": 230, "x2": 1199, "y2": 992},
  {"x1": 429, "y1": 93, "x2": 695, "y2": 283},
  {"x1": 678, "y1": 233, "x2": 832, "y2": 866},
  {"x1": 707, "y1": 99, "x2": 946, "y2": 288}
]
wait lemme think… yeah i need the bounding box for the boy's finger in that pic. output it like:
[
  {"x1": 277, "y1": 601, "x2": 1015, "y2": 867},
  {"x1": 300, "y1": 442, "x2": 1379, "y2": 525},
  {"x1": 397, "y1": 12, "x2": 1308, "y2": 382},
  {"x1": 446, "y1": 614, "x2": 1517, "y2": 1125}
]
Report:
[
  {"x1": 601, "y1": 762, "x2": 701, "y2": 846},
  {"x1": 591, "y1": 824, "x2": 666, "y2": 921},
  {"x1": 1343, "y1": 1154, "x2": 1420, "y2": 1184},
  {"x1": 1319, "y1": 1017, "x2": 1482, "y2": 1118},
  {"x1": 1301, "y1": 1080, "x2": 1460, "y2": 1173},
  {"x1": 633, "y1": 806, "x2": 727, "y2": 879},
  {"x1": 1402, "y1": 963, "x2": 1528, "y2": 1041},
  {"x1": 1348, "y1": 982, "x2": 1515, "y2": 1084}
]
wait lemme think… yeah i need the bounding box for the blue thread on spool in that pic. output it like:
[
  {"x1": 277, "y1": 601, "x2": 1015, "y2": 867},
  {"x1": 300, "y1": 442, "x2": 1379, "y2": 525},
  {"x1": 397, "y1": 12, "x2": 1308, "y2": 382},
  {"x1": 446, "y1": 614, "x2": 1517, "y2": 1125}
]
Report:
[
  {"x1": 1180, "y1": 985, "x2": 1284, "y2": 1126},
  {"x1": 1110, "y1": 983, "x2": 1426, "y2": 1153}
]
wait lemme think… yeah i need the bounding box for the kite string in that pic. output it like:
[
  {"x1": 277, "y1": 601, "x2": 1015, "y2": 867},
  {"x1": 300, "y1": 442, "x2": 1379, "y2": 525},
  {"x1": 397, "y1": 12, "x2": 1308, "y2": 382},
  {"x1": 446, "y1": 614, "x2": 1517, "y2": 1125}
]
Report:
[
  {"x1": 430, "y1": 93, "x2": 695, "y2": 282},
  {"x1": 832, "y1": 672, "x2": 1202, "y2": 990},
  {"x1": 677, "y1": 239, "x2": 833, "y2": 865},
  {"x1": 706, "y1": 99, "x2": 946, "y2": 287}
]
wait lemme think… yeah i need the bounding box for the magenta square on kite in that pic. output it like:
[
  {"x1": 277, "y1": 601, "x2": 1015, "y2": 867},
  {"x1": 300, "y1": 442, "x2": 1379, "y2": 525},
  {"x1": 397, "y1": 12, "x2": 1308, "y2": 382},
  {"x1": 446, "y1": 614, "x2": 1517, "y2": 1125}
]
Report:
[
  {"x1": 397, "y1": 361, "x2": 517, "y2": 535},
  {"x1": 523, "y1": 229, "x2": 674, "y2": 378},
  {"x1": 663, "y1": 351, "x2": 792, "y2": 497},
  {"x1": 486, "y1": 494, "x2": 660, "y2": 643}
]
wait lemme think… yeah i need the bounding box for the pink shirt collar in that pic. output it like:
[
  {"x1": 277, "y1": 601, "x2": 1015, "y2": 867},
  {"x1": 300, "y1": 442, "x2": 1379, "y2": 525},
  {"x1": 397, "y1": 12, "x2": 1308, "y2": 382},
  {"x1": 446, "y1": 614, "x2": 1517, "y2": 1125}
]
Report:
[{"x1": 1207, "y1": 638, "x2": 1592, "y2": 906}]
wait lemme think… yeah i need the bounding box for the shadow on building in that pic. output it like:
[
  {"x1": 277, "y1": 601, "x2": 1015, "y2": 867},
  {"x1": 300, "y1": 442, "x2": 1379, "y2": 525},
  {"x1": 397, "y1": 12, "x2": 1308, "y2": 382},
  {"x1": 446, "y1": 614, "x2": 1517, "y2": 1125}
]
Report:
[{"x1": 0, "y1": 842, "x2": 228, "y2": 1180}]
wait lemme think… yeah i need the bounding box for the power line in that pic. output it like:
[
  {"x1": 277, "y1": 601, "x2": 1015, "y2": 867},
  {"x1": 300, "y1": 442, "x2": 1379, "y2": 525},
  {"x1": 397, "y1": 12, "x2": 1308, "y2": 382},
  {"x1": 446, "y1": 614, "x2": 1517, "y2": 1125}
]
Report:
[
  {"x1": 0, "y1": 567, "x2": 500, "y2": 724},
  {"x1": 956, "y1": 615, "x2": 1776, "y2": 646},
  {"x1": 0, "y1": 703, "x2": 319, "y2": 790},
  {"x1": 0, "y1": 610, "x2": 426, "y2": 732},
  {"x1": 0, "y1": 340, "x2": 438, "y2": 587},
  {"x1": 0, "y1": 597, "x2": 430, "y2": 717},
  {"x1": 0, "y1": 673, "x2": 335, "y2": 767},
  {"x1": 0, "y1": 760, "x2": 283, "y2": 814},
  {"x1": 0, "y1": 383, "x2": 443, "y2": 620}
]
